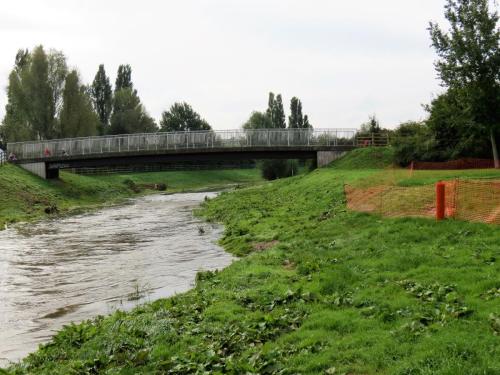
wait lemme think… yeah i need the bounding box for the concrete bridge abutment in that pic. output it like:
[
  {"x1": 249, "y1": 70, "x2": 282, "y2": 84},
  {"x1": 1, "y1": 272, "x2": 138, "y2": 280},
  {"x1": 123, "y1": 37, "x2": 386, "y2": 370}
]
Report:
[{"x1": 316, "y1": 151, "x2": 345, "y2": 168}]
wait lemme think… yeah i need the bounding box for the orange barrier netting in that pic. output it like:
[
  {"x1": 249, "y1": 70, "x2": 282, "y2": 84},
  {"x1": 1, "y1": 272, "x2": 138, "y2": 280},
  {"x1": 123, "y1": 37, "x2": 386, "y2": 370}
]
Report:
[
  {"x1": 410, "y1": 158, "x2": 494, "y2": 170},
  {"x1": 345, "y1": 179, "x2": 500, "y2": 225}
]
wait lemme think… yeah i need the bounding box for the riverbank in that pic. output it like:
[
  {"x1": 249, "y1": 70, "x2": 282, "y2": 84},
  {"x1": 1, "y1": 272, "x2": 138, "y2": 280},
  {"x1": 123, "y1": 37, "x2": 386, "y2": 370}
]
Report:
[
  {"x1": 4, "y1": 150, "x2": 500, "y2": 374},
  {"x1": 0, "y1": 164, "x2": 262, "y2": 229}
]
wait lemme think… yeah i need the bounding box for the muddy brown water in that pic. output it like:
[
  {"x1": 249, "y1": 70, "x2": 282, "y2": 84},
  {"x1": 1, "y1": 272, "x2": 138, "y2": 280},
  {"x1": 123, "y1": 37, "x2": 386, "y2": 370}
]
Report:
[{"x1": 0, "y1": 192, "x2": 233, "y2": 366}]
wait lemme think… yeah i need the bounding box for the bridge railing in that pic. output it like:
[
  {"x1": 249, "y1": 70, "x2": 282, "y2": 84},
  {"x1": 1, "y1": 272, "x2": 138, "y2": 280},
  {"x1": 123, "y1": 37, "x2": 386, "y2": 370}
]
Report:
[{"x1": 7, "y1": 128, "x2": 356, "y2": 161}]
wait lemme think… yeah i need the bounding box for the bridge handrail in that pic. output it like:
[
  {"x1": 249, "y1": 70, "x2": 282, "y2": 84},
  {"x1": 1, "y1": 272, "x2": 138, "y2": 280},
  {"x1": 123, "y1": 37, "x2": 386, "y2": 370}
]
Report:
[{"x1": 7, "y1": 128, "x2": 357, "y2": 161}]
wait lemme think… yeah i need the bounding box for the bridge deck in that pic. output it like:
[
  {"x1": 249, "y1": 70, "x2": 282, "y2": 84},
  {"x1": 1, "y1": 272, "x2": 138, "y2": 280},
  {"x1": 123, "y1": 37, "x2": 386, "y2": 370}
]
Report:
[{"x1": 7, "y1": 129, "x2": 356, "y2": 162}]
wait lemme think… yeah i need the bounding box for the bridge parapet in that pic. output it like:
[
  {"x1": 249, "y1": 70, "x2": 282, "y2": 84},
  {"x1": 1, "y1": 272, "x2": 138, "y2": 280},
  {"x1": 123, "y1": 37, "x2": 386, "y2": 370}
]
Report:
[{"x1": 7, "y1": 128, "x2": 356, "y2": 161}]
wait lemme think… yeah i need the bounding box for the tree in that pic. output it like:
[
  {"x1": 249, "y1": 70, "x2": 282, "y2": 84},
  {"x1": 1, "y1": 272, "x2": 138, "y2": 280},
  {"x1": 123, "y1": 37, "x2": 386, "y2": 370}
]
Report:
[
  {"x1": 266, "y1": 92, "x2": 275, "y2": 125},
  {"x1": 429, "y1": 0, "x2": 500, "y2": 167},
  {"x1": 115, "y1": 64, "x2": 133, "y2": 91},
  {"x1": 25, "y1": 46, "x2": 55, "y2": 139},
  {"x1": 360, "y1": 115, "x2": 382, "y2": 134},
  {"x1": 47, "y1": 49, "x2": 68, "y2": 116},
  {"x1": 59, "y1": 70, "x2": 98, "y2": 138},
  {"x1": 288, "y1": 97, "x2": 303, "y2": 128},
  {"x1": 303, "y1": 115, "x2": 312, "y2": 129},
  {"x1": 109, "y1": 88, "x2": 157, "y2": 134},
  {"x1": 159, "y1": 102, "x2": 211, "y2": 132},
  {"x1": 243, "y1": 111, "x2": 272, "y2": 130},
  {"x1": 273, "y1": 94, "x2": 286, "y2": 128},
  {"x1": 91, "y1": 64, "x2": 113, "y2": 134}
]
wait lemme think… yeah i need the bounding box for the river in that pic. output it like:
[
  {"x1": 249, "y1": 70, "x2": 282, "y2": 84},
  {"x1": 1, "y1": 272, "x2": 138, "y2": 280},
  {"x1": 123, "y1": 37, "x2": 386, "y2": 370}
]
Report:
[{"x1": 0, "y1": 192, "x2": 233, "y2": 366}]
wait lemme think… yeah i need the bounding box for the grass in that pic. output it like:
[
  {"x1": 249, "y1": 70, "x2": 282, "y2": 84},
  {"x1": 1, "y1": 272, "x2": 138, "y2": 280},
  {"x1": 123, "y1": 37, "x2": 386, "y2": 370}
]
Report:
[
  {"x1": 2, "y1": 150, "x2": 500, "y2": 374},
  {"x1": 0, "y1": 164, "x2": 262, "y2": 229}
]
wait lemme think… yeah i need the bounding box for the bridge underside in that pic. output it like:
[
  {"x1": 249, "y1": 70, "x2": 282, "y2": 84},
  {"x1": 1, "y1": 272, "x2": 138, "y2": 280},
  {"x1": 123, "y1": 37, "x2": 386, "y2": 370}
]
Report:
[{"x1": 16, "y1": 148, "x2": 349, "y2": 179}]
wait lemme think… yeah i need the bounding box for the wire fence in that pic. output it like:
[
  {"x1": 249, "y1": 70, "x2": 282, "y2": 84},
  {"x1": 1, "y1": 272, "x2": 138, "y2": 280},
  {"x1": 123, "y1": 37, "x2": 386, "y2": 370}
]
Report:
[{"x1": 345, "y1": 178, "x2": 500, "y2": 225}]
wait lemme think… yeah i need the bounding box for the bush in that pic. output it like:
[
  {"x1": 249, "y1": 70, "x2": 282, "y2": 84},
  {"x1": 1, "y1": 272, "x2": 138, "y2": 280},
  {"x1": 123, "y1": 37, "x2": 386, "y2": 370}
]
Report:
[
  {"x1": 391, "y1": 122, "x2": 440, "y2": 166},
  {"x1": 259, "y1": 159, "x2": 299, "y2": 180}
]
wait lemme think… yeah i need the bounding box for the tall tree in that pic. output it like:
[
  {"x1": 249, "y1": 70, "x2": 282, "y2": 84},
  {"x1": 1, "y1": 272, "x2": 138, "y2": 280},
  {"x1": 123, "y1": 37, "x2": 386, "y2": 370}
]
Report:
[
  {"x1": 159, "y1": 102, "x2": 211, "y2": 132},
  {"x1": 273, "y1": 94, "x2": 286, "y2": 129},
  {"x1": 110, "y1": 88, "x2": 156, "y2": 134},
  {"x1": 429, "y1": 0, "x2": 500, "y2": 167},
  {"x1": 115, "y1": 64, "x2": 133, "y2": 91},
  {"x1": 288, "y1": 97, "x2": 303, "y2": 128},
  {"x1": 47, "y1": 49, "x2": 68, "y2": 117},
  {"x1": 91, "y1": 64, "x2": 113, "y2": 134},
  {"x1": 266, "y1": 92, "x2": 275, "y2": 125},
  {"x1": 25, "y1": 46, "x2": 54, "y2": 139},
  {"x1": 59, "y1": 70, "x2": 98, "y2": 138}
]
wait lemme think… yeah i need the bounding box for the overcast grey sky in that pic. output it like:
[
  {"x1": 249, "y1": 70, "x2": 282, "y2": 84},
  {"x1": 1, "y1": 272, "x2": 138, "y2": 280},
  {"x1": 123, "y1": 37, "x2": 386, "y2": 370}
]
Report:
[{"x1": 1, "y1": 1, "x2": 463, "y2": 130}]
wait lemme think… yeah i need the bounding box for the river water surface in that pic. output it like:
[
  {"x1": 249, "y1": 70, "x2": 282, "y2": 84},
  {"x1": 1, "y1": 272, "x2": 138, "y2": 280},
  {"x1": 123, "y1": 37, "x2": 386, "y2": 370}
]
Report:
[{"x1": 0, "y1": 192, "x2": 233, "y2": 366}]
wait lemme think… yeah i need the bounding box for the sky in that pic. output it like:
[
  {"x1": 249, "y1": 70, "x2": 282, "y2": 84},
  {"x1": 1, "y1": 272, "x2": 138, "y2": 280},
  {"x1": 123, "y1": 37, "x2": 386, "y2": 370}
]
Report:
[{"x1": 0, "y1": 0, "x2": 471, "y2": 130}]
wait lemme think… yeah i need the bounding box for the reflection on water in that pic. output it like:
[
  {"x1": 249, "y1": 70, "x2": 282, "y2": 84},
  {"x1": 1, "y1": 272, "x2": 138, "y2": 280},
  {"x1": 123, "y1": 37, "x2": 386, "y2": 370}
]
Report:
[{"x1": 0, "y1": 192, "x2": 233, "y2": 365}]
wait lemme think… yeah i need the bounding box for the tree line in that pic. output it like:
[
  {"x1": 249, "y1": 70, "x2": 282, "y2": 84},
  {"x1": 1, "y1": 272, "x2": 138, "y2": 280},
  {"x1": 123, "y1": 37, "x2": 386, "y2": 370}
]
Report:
[
  {"x1": 389, "y1": 0, "x2": 499, "y2": 167},
  {"x1": 0, "y1": 46, "x2": 212, "y2": 144},
  {"x1": 243, "y1": 92, "x2": 312, "y2": 131}
]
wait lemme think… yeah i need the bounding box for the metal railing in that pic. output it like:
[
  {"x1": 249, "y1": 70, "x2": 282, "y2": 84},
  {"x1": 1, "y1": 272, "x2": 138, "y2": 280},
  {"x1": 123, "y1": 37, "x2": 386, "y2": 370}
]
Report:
[{"x1": 7, "y1": 128, "x2": 357, "y2": 161}]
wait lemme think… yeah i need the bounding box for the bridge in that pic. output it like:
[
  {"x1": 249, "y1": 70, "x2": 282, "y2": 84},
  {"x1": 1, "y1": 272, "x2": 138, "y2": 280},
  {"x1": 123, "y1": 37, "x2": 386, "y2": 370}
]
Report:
[{"x1": 7, "y1": 128, "x2": 359, "y2": 179}]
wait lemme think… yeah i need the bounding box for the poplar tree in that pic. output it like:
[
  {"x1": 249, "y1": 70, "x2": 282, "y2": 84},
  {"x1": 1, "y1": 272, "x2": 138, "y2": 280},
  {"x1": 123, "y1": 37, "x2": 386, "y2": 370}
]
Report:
[
  {"x1": 273, "y1": 94, "x2": 286, "y2": 128},
  {"x1": 288, "y1": 97, "x2": 303, "y2": 128},
  {"x1": 115, "y1": 64, "x2": 133, "y2": 91},
  {"x1": 91, "y1": 64, "x2": 113, "y2": 134},
  {"x1": 59, "y1": 70, "x2": 98, "y2": 138}
]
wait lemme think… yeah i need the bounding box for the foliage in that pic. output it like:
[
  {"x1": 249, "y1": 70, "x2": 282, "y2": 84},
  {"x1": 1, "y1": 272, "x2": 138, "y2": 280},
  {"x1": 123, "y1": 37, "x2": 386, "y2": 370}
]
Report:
[
  {"x1": 258, "y1": 159, "x2": 299, "y2": 180},
  {"x1": 91, "y1": 64, "x2": 113, "y2": 135},
  {"x1": 267, "y1": 92, "x2": 286, "y2": 129},
  {"x1": 359, "y1": 114, "x2": 382, "y2": 134},
  {"x1": 0, "y1": 46, "x2": 97, "y2": 143},
  {"x1": 115, "y1": 64, "x2": 133, "y2": 92},
  {"x1": 58, "y1": 70, "x2": 98, "y2": 138},
  {"x1": 5, "y1": 166, "x2": 500, "y2": 374},
  {"x1": 242, "y1": 111, "x2": 272, "y2": 130},
  {"x1": 159, "y1": 102, "x2": 211, "y2": 132},
  {"x1": 391, "y1": 122, "x2": 441, "y2": 166},
  {"x1": 109, "y1": 88, "x2": 157, "y2": 134},
  {"x1": 289, "y1": 97, "x2": 312, "y2": 129},
  {"x1": 428, "y1": 0, "x2": 500, "y2": 166}
]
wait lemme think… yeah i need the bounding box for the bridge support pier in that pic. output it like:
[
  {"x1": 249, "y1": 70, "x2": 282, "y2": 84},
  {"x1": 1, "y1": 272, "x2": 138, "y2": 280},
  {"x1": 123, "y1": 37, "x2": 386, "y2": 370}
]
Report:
[
  {"x1": 317, "y1": 151, "x2": 345, "y2": 168},
  {"x1": 18, "y1": 162, "x2": 59, "y2": 179}
]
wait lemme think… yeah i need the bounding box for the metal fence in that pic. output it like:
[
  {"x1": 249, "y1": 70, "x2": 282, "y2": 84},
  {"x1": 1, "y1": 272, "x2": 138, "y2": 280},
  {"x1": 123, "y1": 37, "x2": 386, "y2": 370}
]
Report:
[
  {"x1": 0, "y1": 151, "x2": 6, "y2": 166},
  {"x1": 7, "y1": 128, "x2": 356, "y2": 161}
]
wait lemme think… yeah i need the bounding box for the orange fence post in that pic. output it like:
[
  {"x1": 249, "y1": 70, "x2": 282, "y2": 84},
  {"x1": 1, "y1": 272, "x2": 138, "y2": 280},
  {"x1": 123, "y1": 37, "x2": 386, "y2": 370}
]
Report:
[{"x1": 436, "y1": 182, "x2": 446, "y2": 220}]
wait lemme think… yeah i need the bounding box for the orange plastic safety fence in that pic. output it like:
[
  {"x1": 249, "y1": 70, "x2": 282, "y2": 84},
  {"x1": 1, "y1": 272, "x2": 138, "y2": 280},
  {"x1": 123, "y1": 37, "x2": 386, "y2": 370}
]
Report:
[{"x1": 345, "y1": 179, "x2": 500, "y2": 225}]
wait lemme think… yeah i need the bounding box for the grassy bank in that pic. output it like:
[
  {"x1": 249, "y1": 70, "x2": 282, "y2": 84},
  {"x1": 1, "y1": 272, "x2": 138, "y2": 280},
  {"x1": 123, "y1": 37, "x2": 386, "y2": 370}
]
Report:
[
  {"x1": 0, "y1": 164, "x2": 262, "y2": 229},
  {"x1": 3, "y1": 151, "x2": 500, "y2": 374}
]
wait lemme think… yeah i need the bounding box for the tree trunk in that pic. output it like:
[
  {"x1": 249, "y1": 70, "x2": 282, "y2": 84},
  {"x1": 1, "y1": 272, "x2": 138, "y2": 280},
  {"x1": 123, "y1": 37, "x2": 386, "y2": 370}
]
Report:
[{"x1": 491, "y1": 128, "x2": 500, "y2": 169}]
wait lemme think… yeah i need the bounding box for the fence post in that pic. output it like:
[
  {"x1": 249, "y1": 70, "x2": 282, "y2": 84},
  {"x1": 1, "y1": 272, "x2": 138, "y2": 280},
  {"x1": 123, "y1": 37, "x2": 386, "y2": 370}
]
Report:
[{"x1": 436, "y1": 182, "x2": 446, "y2": 220}]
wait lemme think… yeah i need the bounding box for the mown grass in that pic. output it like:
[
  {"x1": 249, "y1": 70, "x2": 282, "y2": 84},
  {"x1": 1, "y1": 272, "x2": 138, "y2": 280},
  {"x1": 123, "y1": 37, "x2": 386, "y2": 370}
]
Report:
[
  {"x1": 3, "y1": 150, "x2": 499, "y2": 374},
  {"x1": 0, "y1": 164, "x2": 262, "y2": 229}
]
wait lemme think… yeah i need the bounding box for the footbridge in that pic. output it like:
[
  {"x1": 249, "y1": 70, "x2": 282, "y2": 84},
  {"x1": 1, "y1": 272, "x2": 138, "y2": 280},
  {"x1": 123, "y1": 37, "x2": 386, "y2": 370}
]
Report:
[{"x1": 7, "y1": 128, "x2": 357, "y2": 179}]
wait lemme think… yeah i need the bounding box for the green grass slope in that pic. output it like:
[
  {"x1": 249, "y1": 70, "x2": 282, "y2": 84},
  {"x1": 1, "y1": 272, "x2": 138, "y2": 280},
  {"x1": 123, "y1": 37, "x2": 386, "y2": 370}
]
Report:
[
  {"x1": 5, "y1": 167, "x2": 499, "y2": 374},
  {"x1": 0, "y1": 165, "x2": 262, "y2": 229},
  {"x1": 332, "y1": 147, "x2": 395, "y2": 169}
]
